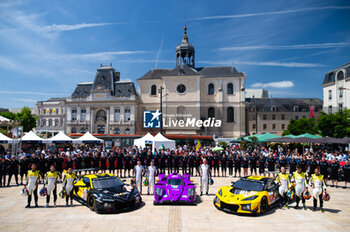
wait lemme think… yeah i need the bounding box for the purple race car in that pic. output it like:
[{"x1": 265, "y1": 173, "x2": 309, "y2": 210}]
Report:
[{"x1": 154, "y1": 172, "x2": 196, "y2": 205}]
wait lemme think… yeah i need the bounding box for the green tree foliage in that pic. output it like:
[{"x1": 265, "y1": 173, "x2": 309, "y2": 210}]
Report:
[
  {"x1": 0, "y1": 107, "x2": 37, "y2": 132},
  {"x1": 282, "y1": 118, "x2": 318, "y2": 136},
  {"x1": 317, "y1": 109, "x2": 350, "y2": 138}
]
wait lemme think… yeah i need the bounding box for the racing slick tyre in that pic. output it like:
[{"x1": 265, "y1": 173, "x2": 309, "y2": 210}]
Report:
[
  {"x1": 260, "y1": 196, "x2": 269, "y2": 214},
  {"x1": 87, "y1": 195, "x2": 97, "y2": 212}
]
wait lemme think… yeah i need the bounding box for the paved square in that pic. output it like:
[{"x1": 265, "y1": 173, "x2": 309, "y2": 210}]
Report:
[{"x1": 0, "y1": 176, "x2": 349, "y2": 232}]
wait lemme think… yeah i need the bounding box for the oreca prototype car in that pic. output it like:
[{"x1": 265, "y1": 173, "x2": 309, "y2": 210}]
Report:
[
  {"x1": 214, "y1": 176, "x2": 281, "y2": 215},
  {"x1": 73, "y1": 173, "x2": 142, "y2": 213},
  {"x1": 154, "y1": 173, "x2": 196, "y2": 205}
]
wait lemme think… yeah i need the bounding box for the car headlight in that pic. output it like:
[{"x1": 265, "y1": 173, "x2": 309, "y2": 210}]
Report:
[
  {"x1": 156, "y1": 188, "x2": 163, "y2": 196},
  {"x1": 218, "y1": 189, "x2": 223, "y2": 196},
  {"x1": 215, "y1": 196, "x2": 220, "y2": 204},
  {"x1": 242, "y1": 195, "x2": 258, "y2": 201},
  {"x1": 188, "y1": 188, "x2": 195, "y2": 197},
  {"x1": 241, "y1": 204, "x2": 251, "y2": 211}
]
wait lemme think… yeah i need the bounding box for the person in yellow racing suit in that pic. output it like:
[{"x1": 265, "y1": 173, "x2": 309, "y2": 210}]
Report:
[
  {"x1": 45, "y1": 165, "x2": 60, "y2": 208},
  {"x1": 309, "y1": 167, "x2": 327, "y2": 212},
  {"x1": 62, "y1": 168, "x2": 77, "y2": 206},
  {"x1": 25, "y1": 164, "x2": 41, "y2": 208},
  {"x1": 292, "y1": 165, "x2": 308, "y2": 210},
  {"x1": 275, "y1": 166, "x2": 291, "y2": 209}
]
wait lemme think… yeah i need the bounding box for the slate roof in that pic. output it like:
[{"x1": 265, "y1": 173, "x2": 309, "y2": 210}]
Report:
[
  {"x1": 137, "y1": 65, "x2": 245, "y2": 80},
  {"x1": 113, "y1": 82, "x2": 137, "y2": 97},
  {"x1": 323, "y1": 62, "x2": 350, "y2": 85},
  {"x1": 246, "y1": 98, "x2": 323, "y2": 112},
  {"x1": 71, "y1": 83, "x2": 92, "y2": 98}
]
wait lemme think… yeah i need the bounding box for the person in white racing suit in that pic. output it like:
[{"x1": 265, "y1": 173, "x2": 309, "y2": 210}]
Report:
[
  {"x1": 45, "y1": 165, "x2": 60, "y2": 208},
  {"x1": 62, "y1": 168, "x2": 77, "y2": 206},
  {"x1": 292, "y1": 165, "x2": 308, "y2": 209},
  {"x1": 275, "y1": 166, "x2": 291, "y2": 208},
  {"x1": 309, "y1": 167, "x2": 327, "y2": 212},
  {"x1": 146, "y1": 160, "x2": 158, "y2": 195},
  {"x1": 198, "y1": 159, "x2": 211, "y2": 196},
  {"x1": 25, "y1": 164, "x2": 41, "y2": 208},
  {"x1": 133, "y1": 161, "x2": 145, "y2": 194}
]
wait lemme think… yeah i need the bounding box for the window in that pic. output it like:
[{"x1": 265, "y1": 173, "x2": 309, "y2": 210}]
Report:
[
  {"x1": 97, "y1": 125, "x2": 105, "y2": 134},
  {"x1": 294, "y1": 106, "x2": 299, "y2": 112},
  {"x1": 81, "y1": 108, "x2": 86, "y2": 121},
  {"x1": 329, "y1": 106, "x2": 333, "y2": 114},
  {"x1": 114, "y1": 128, "x2": 120, "y2": 134},
  {"x1": 281, "y1": 114, "x2": 285, "y2": 120},
  {"x1": 227, "y1": 107, "x2": 234, "y2": 122},
  {"x1": 252, "y1": 124, "x2": 256, "y2": 129},
  {"x1": 282, "y1": 124, "x2": 285, "y2": 130},
  {"x1": 227, "y1": 83, "x2": 234, "y2": 95},
  {"x1": 54, "y1": 119, "x2": 58, "y2": 127},
  {"x1": 337, "y1": 71, "x2": 344, "y2": 81},
  {"x1": 72, "y1": 109, "x2": 77, "y2": 121},
  {"x1": 263, "y1": 114, "x2": 267, "y2": 120},
  {"x1": 114, "y1": 108, "x2": 120, "y2": 122},
  {"x1": 41, "y1": 119, "x2": 46, "y2": 127},
  {"x1": 81, "y1": 127, "x2": 86, "y2": 133},
  {"x1": 328, "y1": 90, "x2": 332, "y2": 100},
  {"x1": 177, "y1": 106, "x2": 186, "y2": 120},
  {"x1": 208, "y1": 107, "x2": 215, "y2": 118},
  {"x1": 124, "y1": 108, "x2": 131, "y2": 122},
  {"x1": 71, "y1": 127, "x2": 77, "y2": 133},
  {"x1": 339, "y1": 104, "x2": 343, "y2": 111},
  {"x1": 302, "y1": 115, "x2": 306, "y2": 118},
  {"x1": 151, "y1": 85, "x2": 157, "y2": 95},
  {"x1": 96, "y1": 110, "x2": 107, "y2": 121},
  {"x1": 271, "y1": 106, "x2": 276, "y2": 112},
  {"x1": 272, "y1": 124, "x2": 276, "y2": 130},
  {"x1": 208, "y1": 83, "x2": 214, "y2": 95},
  {"x1": 125, "y1": 128, "x2": 130, "y2": 134},
  {"x1": 339, "y1": 88, "x2": 344, "y2": 98},
  {"x1": 272, "y1": 114, "x2": 276, "y2": 120},
  {"x1": 177, "y1": 84, "x2": 186, "y2": 94},
  {"x1": 295, "y1": 116, "x2": 299, "y2": 120},
  {"x1": 263, "y1": 124, "x2": 267, "y2": 130},
  {"x1": 48, "y1": 119, "x2": 52, "y2": 127}
]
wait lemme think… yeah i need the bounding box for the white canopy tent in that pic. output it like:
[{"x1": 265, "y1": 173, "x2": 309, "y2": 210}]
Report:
[
  {"x1": 133, "y1": 132, "x2": 154, "y2": 148},
  {"x1": 152, "y1": 133, "x2": 176, "y2": 152},
  {"x1": 21, "y1": 131, "x2": 44, "y2": 143},
  {"x1": 0, "y1": 133, "x2": 13, "y2": 144},
  {"x1": 75, "y1": 132, "x2": 103, "y2": 144},
  {"x1": 45, "y1": 131, "x2": 74, "y2": 144}
]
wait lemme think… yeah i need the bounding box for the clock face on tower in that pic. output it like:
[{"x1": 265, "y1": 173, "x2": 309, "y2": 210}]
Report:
[{"x1": 177, "y1": 84, "x2": 186, "y2": 94}]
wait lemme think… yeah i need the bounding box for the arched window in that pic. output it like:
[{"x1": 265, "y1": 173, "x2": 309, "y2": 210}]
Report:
[
  {"x1": 71, "y1": 127, "x2": 76, "y2": 133},
  {"x1": 80, "y1": 127, "x2": 86, "y2": 133},
  {"x1": 227, "y1": 83, "x2": 234, "y2": 95},
  {"x1": 208, "y1": 83, "x2": 214, "y2": 95},
  {"x1": 337, "y1": 71, "x2": 344, "y2": 81},
  {"x1": 151, "y1": 85, "x2": 157, "y2": 95},
  {"x1": 96, "y1": 110, "x2": 106, "y2": 121},
  {"x1": 114, "y1": 128, "x2": 120, "y2": 134},
  {"x1": 208, "y1": 107, "x2": 215, "y2": 118},
  {"x1": 125, "y1": 128, "x2": 130, "y2": 134},
  {"x1": 227, "y1": 107, "x2": 234, "y2": 122}
]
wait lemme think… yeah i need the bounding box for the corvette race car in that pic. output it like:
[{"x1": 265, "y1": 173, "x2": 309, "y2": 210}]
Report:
[
  {"x1": 73, "y1": 173, "x2": 142, "y2": 213},
  {"x1": 154, "y1": 172, "x2": 196, "y2": 205},
  {"x1": 214, "y1": 176, "x2": 281, "y2": 215}
]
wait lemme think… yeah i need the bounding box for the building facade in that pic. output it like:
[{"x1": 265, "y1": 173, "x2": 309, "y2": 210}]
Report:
[
  {"x1": 246, "y1": 98, "x2": 323, "y2": 136},
  {"x1": 36, "y1": 65, "x2": 138, "y2": 137},
  {"x1": 136, "y1": 27, "x2": 247, "y2": 138},
  {"x1": 322, "y1": 62, "x2": 350, "y2": 113}
]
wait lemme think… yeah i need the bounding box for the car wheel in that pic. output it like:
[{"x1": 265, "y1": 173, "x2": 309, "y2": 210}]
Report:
[
  {"x1": 87, "y1": 195, "x2": 96, "y2": 211},
  {"x1": 260, "y1": 196, "x2": 268, "y2": 214}
]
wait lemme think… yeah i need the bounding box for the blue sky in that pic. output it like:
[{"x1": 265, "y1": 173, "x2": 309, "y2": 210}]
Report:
[{"x1": 0, "y1": 0, "x2": 349, "y2": 108}]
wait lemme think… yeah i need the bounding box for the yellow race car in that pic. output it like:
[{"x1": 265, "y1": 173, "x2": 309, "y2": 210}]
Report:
[
  {"x1": 214, "y1": 176, "x2": 281, "y2": 215},
  {"x1": 73, "y1": 173, "x2": 142, "y2": 213}
]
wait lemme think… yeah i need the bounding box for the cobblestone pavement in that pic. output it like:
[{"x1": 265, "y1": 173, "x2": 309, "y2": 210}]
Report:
[{"x1": 0, "y1": 175, "x2": 349, "y2": 232}]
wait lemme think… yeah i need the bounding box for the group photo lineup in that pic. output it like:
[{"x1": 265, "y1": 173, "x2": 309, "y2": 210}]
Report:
[{"x1": 0, "y1": 0, "x2": 349, "y2": 231}]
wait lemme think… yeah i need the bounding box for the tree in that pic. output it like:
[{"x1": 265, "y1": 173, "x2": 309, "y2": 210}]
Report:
[
  {"x1": 282, "y1": 118, "x2": 318, "y2": 136},
  {"x1": 17, "y1": 107, "x2": 37, "y2": 132},
  {"x1": 317, "y1": 109, "x2": 350, "y2": 138}
]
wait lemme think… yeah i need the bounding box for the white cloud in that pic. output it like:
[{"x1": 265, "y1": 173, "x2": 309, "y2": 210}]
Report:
[
  {"x1": 217, "y1": 42, "x2": 350, "y2": 51},
  {"x1": 192, "y1": 6, "x2": 350, "y2": 20},
  {"x1": 198, "y1": 60, "x2": 323, "y2": 68},
  {"x1": 251, "y1": 81, "x2": 294, "y2": 88},
  {"x1": 40, "y1": 23, "x2": 114, "y2": 32}
]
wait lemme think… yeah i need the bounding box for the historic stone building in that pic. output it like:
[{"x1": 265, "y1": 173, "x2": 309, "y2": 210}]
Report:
[
  {"x1": 322, "y1": 62, "x2": 350, "y2": 113},
  {"x1": 36, "y1": 65, "x2": 138, "y2": 138},
  {"x1": 137, "y1": 27, "x2": 247, "y2": 138},
  {"x1": 245, "y1": 98, "x2": 323, "y2": 136}
]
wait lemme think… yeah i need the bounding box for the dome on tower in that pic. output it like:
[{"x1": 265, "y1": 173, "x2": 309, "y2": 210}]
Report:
[{"x1": 176, "y1": 26, "x2": 195, "y2": 68}]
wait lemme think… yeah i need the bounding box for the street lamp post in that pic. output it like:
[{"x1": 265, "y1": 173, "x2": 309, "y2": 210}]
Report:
[{"x1": 159, "y1": 86, "x2": 164, "y2": 134}]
